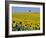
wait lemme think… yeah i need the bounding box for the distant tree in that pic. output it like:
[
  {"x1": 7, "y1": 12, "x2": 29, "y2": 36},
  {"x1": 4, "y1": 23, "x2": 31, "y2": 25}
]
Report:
[{"x1": 29, "y1": 10, "x2": 31, "y2": 12}]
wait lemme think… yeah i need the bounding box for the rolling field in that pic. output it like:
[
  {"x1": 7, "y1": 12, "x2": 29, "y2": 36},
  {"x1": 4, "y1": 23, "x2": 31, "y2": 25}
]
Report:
[{"x1": 12, "y1": 12, "x2": 40, "y2": 31}]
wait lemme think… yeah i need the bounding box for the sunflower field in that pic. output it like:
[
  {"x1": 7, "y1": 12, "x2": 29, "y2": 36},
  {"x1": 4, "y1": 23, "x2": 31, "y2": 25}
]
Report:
[{"x1": 12, "y1": 12, "x2": 40, "y2": 31}]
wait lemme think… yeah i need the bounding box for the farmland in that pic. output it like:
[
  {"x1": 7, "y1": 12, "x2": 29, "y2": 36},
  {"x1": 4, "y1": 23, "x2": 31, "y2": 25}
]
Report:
[{"x1": 12, "y1": 12, "x2": 40, "y2": 31}]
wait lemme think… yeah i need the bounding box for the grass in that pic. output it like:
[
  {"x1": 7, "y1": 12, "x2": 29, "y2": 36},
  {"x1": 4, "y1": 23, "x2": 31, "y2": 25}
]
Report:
[{"x1": 12, "y1": 12, "x2": 40, "y2": 31}]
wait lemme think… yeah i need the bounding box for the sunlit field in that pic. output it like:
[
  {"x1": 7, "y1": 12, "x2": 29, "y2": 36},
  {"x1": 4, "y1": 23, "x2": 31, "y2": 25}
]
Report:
[{"x1": 12, "y1": 12, "x2": 40, "y2": 31}]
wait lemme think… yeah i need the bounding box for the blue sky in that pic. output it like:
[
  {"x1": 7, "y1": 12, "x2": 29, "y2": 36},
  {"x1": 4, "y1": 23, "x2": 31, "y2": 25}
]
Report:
[{"x1": 12, "y1": 7, "x2": 40, "y2": 13}]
